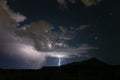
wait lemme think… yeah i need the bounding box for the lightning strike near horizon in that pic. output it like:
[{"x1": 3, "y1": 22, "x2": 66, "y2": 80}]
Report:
[{"x1": 58, "y1": 56, "x2": 62, "y2": 66}]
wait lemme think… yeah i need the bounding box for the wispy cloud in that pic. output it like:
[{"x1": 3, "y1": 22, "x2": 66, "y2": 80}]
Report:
[
  {"x1": 76, "y1": 25, "x2": 91, "y2": 30},
  {"x1": 59, "y1": 26, "x2": 74, "y2": 40},
  {"x1": 57, "y1": 0, "x2": 76, "y2": 9},
  {"x1": 1, "y1": 0, "x2": 26, "y2": 22},
  {"x1": 81, "y1": 0, "x2": 102, "y2": 7}
]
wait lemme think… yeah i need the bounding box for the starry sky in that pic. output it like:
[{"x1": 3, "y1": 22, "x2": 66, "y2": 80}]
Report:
[{"x1": 0, "y1": 0, "x2": 119, "y2": 69}]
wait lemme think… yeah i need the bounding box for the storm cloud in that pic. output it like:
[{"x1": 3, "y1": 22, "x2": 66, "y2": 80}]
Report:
[
  {"x1": 17, "y1": 21, "x2": 98, "y2": 60},
  {"x1": 0, "y1": 0, "x2": 45, "y2": 69},
  {"x1": 0, "y1": 0, "x2": 98, "y2": 69}
]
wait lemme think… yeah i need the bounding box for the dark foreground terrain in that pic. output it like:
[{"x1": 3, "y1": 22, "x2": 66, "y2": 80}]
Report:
[{"x1": 0, "y1": 58, "x2": 120, "y2": 80}]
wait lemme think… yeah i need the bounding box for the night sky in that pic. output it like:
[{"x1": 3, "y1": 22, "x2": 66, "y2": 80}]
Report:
[{"x1": 0, "y1": 0, "x2": 119, "y2": 69}]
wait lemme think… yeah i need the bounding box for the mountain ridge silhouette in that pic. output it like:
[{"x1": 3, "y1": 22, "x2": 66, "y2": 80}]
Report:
[{"x1": 0, "y1": 58, "x2": 119, "y2": 80}]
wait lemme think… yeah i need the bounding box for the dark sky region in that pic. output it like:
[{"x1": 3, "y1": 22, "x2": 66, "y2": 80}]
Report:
[{"x1": 0, "y1": 0, "x2": 119, "y2": 69}]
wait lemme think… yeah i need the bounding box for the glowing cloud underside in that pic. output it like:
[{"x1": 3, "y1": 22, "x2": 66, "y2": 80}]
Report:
[{"x1": 15, "y1": 22, "x2": 98, "y2": 67}]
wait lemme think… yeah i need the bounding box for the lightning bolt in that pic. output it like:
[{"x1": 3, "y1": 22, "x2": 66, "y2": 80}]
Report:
[{"x1": 58, "y1": 57, "x2": 62, "y2": 66}]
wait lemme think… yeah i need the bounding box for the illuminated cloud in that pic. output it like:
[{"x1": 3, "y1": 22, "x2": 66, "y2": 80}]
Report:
[
  {"x1": 77, "y1": 25, "x2": 91, "y2": 30},
  {"x1": 81, "y1": 0, "x2": 102, "y2": 7},
  {"x1": 17, "y1": 21, "x2": 98, "y2": 63},
  {"x1": 57, "y1": 0, "x2": 66, "y2": 6},
  {"x1": 57, "y1": 0, "x2": 67, "y2": 10},
  {"x1": 1, "y1": 0, "x2": 26, "y2": 22},
  {"x1": 0, "y1": 5, "x2": 15, "y2": 28},
  {"x1": 57, "y1": 0, "x2": 76, "y2": 9},
  {"x1": 45, "y1": 44, "x2": 97, "y2": 58},
  {"x1": 59, "y1": 26, "x2": 73, "y2": 40},
  {"x1": 0, "y1": 0, "x2": 98, "y2": 69},
  {"x1": 57, "y1": 0, "x2": 76, "y2": 5},
  {"x1": 0, "y1": 0, "x2": 45, "y2": 69},
  {"x1": 26, "y1": 20, "x2": 53, "y2": 33}
]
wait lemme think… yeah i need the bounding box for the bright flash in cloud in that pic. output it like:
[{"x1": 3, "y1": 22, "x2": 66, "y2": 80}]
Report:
[
  {"x1": 45, "y1": 52, "x2": 69, "y2": 66},
  {"x1": 15, "y1": 20, "x2": 98, "y2": 67}
]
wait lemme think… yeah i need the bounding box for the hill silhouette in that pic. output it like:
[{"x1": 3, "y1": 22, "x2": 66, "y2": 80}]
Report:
[{"x1": 0, "y1": 58, "x2": 119, "y2": 80}]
